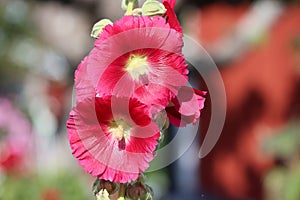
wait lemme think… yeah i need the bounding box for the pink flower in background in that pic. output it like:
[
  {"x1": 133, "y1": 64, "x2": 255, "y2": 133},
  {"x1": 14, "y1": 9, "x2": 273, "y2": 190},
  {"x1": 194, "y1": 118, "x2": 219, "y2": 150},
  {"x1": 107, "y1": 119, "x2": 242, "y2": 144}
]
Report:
[
  {"x1": 0, "y1": 98, "x2": 32, "y2": 173},
  {"x1": 67, "y1": 95, "x2": 160, "y2": 183}
]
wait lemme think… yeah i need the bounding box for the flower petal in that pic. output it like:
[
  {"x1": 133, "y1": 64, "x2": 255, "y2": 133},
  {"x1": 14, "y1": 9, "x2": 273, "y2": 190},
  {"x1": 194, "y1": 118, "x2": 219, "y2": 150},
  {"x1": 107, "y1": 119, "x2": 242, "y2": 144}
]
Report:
[
  {"x1": 163, "y1": 1, "x2": 182, "y2": 33},
  {"x1": 163, "y1": 0, "x2": 176, "y2": 9},
  {"x1": 74, "y1": 56, "x2": 95, "y2": 104},
  {"x1": 166, "y1": 87, "x2": 206, "y2": 127}
]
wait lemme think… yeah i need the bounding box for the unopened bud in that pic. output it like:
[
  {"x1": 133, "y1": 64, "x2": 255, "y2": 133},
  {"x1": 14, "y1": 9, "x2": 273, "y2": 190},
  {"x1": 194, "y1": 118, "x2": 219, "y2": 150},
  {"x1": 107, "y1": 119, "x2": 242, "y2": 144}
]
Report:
[
  {"x1": 142, "y1": 0, "x2": 166, "y2": 17},
  {"x1": 132, "y1": 8, "x2": 142, "y2": 16},
  {"x1": 93, "y1": 178, "x2": 119, "y2": 196},
  {"x1": 125, "y1": 182, "x2": 153, "y2": 200},
  {"x1": 91, "y1": 19, "x2": 113, "y2": 39},
  {"x1": 122, "y1": 0, "x2": 138, "y2": 11}
]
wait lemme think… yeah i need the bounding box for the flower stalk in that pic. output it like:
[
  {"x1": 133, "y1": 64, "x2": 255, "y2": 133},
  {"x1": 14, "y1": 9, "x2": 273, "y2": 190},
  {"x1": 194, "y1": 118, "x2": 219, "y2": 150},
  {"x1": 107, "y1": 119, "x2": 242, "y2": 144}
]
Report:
[
  {"x1": 125, "y1": 0, "x2": 135, "y2": 15},
  {"x1": 118, "y1": 183, "x2": 126, "y2": 199}
]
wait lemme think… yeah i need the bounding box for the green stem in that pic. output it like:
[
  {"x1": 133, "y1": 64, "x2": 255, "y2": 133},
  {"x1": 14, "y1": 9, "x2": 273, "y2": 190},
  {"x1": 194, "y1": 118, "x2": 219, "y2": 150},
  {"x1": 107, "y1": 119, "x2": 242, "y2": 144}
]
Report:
[
  {"x1": 137, "y1": 173, "x2": 146, "y2": 183},
  {"x1": 118, "y1": 183, "x2": 126, "y2": 199},
  {"x1": 125, "y1": 0, "x2": 134, "y2": 15}
]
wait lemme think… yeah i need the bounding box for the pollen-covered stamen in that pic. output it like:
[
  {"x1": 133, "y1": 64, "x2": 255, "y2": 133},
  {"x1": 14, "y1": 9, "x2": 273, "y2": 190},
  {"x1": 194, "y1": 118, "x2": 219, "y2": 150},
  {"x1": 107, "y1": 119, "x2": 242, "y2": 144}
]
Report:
[
  {"x1": 108, "y1": 119, "x2": 132, "y2": 150},
  {"x1": 125, "y1": 54, "x2": 150, "y2": 80}
]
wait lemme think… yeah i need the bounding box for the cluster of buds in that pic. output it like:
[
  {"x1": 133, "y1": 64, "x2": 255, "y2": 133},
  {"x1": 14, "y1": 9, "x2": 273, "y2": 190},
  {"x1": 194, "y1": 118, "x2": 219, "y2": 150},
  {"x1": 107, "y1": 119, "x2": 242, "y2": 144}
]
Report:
[
  {"x1": 91, "y1": 0, "x2": 168, "y2": 39},
  {"x1": 93, "y1": 176, "x2": 153, "y2": 200},
  {"x1": 126, "y1": 181, "x2": 153, "y2": 200}
]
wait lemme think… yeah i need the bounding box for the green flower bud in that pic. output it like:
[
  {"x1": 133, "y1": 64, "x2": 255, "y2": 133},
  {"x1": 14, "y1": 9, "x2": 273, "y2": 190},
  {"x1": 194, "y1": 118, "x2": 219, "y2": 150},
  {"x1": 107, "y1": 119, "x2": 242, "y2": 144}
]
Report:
[
  {"x1": 142, "y1": 0, "x2": 167, "y2": 17},
  {"x1": 132, "y1": 8, "x2": 142, "y2": 16},
  {"x1": 91, "y1": 19, "x2": 113, "y2": 39},
  {"x1": 93, "y1": 178, "x2": 119, "y2": 196},
  {"x1": 122, "y1": 0, "x2": 139, "y2": 11},
  {"x1": 125, "y1": 182, "x2": 153, "y2": 200},
  {"x1": 121, "y1": 0, "x2": 129, "y2": 10}
]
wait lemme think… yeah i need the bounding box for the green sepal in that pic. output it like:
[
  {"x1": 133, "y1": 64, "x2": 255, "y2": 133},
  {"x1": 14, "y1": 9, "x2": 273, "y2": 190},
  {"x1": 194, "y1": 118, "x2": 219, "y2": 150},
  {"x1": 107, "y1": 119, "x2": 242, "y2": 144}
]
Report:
[
  {"x1": 141, "y1": 0, "x2": 167, "y2": 16},
  {"x1": 90, "y1": 19, "x2": 113, "y2": 39}
]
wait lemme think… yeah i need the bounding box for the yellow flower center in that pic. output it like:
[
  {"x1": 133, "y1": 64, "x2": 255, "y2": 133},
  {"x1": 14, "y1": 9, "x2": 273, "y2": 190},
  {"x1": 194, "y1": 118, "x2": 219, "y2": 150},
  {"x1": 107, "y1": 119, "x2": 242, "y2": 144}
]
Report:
[
  {"x1": 108, "y1": 119, "x2": 132, "y2": 141},
  {"x1": 125, "y1": 54, "x2": 150, "y2": 80}
]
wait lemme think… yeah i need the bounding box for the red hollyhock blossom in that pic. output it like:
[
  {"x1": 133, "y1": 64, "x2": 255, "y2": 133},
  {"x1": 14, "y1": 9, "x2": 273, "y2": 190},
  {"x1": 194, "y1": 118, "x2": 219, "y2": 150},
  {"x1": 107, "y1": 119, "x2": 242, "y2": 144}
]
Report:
[
  {"x1": 75, "y1": 16, "x2": 187, "y2": 110},
  {"x1": 166, "y1": 87, "x2": 206, "y2": 127},
  {"x1": 67, "y1": 95, "x2": 160, "y2": 183}
]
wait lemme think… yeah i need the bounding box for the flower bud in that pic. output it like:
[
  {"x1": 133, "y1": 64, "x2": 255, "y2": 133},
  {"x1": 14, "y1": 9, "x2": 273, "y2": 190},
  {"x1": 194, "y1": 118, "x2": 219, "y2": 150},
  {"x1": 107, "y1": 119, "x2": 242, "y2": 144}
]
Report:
[
  {"x1": 142, "y1": 0, "x2": 166, "y2": 17},
  {"x1": 132, "y1": 8, "x2": 142, "y2": 16},
  {"x1": 122, "y1": 0, "x2": 138, "y2": 11},
  {"x1": 93, "y1": 178, "x2": 119, "y2": 196},
  {"x1": 91, "y1": 19, "x2": 113, "y2": 39},
  {"x1": 125, "y1": 182, "x2": 153, "y2": 200}
]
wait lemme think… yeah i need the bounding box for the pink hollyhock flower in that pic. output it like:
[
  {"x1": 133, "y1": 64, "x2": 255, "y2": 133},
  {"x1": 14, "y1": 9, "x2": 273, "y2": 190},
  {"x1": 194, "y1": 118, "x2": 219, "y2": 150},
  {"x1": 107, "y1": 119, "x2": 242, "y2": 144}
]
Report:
[
  {"x1": 163, "y1": 0, "x2": 182, "y2": 33},
  {"x1": 75, "y1": 16, "x2": 187, "y2": 111},
  {"x1": 67, "y1": 95, "x2": 160, "y2": 183},
  {"x1": 0, "y1": 98, "x2": 32, "y2": 173},
  {"x1": 166, "y1": 87, "x2": 206, "y2": 127}
]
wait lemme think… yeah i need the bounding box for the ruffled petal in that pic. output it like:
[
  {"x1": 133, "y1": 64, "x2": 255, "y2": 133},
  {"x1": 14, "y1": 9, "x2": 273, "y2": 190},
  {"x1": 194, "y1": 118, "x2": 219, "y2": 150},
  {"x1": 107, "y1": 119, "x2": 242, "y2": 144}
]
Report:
[
  {"x1": 166, "y1": 87, "x2": 206, "y2": 127},
  {"x1": 74, "y1": 57, "x2": 95, "y2": 103},
  {"x1": 133, "y1": 84, "x2": 173, "y2": 115}
]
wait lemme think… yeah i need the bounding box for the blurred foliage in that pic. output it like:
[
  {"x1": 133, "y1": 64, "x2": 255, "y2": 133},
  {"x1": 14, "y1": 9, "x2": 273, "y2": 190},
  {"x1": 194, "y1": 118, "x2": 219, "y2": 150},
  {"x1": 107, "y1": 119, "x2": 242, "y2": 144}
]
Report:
[
  {"x1": 0, "y1": 0, "x2": 37, "y2": 94},
  {"x1": 264, "y1": 122, "x2": 300, "y2": 200},
  {"x1": 264, "y1": 123, "x2": 300, "y2": 159},
  {"x1": 0, "y1": 172, "x2": 90, "y2": 200}
]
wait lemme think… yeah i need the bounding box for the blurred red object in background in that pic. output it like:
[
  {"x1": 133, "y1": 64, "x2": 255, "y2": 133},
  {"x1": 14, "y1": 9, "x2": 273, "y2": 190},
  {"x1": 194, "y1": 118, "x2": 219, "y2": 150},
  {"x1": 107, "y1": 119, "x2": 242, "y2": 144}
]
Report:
[
  {"x1": 41, "y1": 188, "x2": 61, "y2": 200},
  {"x1": 198, "y1": 3, "x2": 300, "y2": 200}
]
